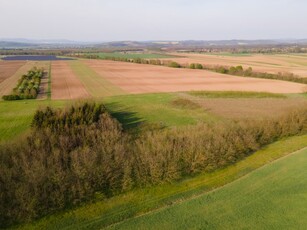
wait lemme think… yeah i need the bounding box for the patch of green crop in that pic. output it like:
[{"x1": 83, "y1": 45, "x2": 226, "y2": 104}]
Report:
[
  {"x1": 104, "y1": 93, "x2": 217, "y2": 129},
  {"x1": 0, "y1": 100, "x2": 66, "y2": 142}
]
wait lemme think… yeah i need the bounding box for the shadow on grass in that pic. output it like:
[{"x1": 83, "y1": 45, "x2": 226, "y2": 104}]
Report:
[{"x1": 104, "y1": 102, "x2": 144, "y2": 130}]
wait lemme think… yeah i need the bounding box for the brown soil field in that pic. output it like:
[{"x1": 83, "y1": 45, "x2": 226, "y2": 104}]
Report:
[
  {"x1": 165, "y1": 53, "x2": 307, "y2": 78},
  {"x1": 189, "y1": 97, "x2": 307, "y2": 120},
  {"x1": 51, "y1": 61, "x2": 90, "y2": 100},
  {"x1": 0, "y1": 61, "x2": 42, "y2": 98},
  {"x1": 83, "y1": 60, "x2": 306, "y2": 94},
  {"x1": 0, "y1": 61, "x2": 26, "y2": 83}
]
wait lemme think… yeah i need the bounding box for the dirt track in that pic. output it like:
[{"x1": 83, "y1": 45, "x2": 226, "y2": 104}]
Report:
[
  {"x1": 51, "y1": 61, "x2": 90, "y2": 100},
  {"x1": 83, "y1": 60, "x2": 307, "y2": 94}
]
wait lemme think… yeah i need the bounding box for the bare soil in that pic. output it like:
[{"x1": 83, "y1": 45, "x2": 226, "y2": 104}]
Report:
[
  {"x1": 51, "y1": 61, "x2": 90, "y2": 100},
  {"x1": 0, "y1": 61, "x2": 26, "y2": 83},
  {"x1": 83, "y1": 60, "x2": 307, "y2": 94}
]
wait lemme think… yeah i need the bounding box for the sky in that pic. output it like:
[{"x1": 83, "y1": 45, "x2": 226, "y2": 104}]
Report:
[{"x1": 0, "y1": 0, "x2": 306, "y2": 42}]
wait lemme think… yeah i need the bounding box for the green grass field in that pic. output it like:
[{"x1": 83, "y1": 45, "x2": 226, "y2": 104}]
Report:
[
  {"x1": 104, "y1": 93, "x2": 217, "y2": 129},
  {"x1": 17, "y1": 135, "x2": 307, "y2": 230},
  {"x1": 0, "y1": 93, "x2": 217, "y2": 142},
  {"x1": 91, "y1": 52, "x2": 174, "y2": 59},
  {"x1": 110, "y1": 147, "x2": 307, "y2": 230},
  {"x1": 1, "y1": 92, "x2": 305, "y2": 142},
  {"x1": 0, "y1": 100, "x2": 67, "y2": 142}
]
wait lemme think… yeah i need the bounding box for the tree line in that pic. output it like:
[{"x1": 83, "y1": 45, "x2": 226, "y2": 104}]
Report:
[{"x1": 1, "y1": 102, "x2": 307, "y2": 227}]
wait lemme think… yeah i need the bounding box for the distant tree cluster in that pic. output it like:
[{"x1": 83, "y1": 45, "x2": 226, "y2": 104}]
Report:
[
  {"x1": 1, "y1": 102, "x2": 307, "y2": 227},
  {"x1": 2, "y1": 67, "x2": 44, "y2": 100}
]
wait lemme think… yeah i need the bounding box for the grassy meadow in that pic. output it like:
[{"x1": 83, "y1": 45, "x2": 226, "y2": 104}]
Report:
[{"x1": 0, "y1": 100, "x2": 66, "y2": 142}]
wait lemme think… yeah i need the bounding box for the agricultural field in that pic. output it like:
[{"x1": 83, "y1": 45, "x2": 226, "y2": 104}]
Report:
[
  {"x1": 88, "y1": 52, "x2": 174, "y2": 59},
  {"x1": 166, "y1": 53, "x2": 307, "y2": 78},
  {"x1": 0, "y1": 61, "x2": 49, "y2": 98},
  {"x1": 51, "y1": 61, "x2": 90, "y2": 99},
  {"x1": 1, "y1": 55, "x2": 307, "y2": 230},
  {"x1": 110, "y1": 147, "x2": 307, "y2": 230},
  {"x1": 82, "y1": 60, "x2": 306, "y2": 94},
  {"x1": 0, "y1": 100, "x2": 66, "y2": 142},
  {"x1": 0, "y1": 61, "x2": 25, "y2": 83}
]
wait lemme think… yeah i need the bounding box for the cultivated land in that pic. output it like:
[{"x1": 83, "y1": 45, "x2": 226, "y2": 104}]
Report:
[
  {"x1": 69, "y1": 60, "x2": 125, "y2": 97},
  {"x1": 0, "y1": 100, "x2": 66, "y2": 142},
  {"x1": 0, "y1": 61, "x2": 25, "y2": 83},
  {"x1": 83, "y1": 60, "x2": 306, "y2": 94},
  {"x1": 166, "y1": 53, "x2": 307, "y2": 78},
  {"x1": 1, "y1": 54, "x2": 307, "y2": 229},
  {"x1": 89, "y1": 52, "x2": 174, "y2": 59},
  {"x1": 51, "y1": 61, "x2": 90, "y2": 100},
  {"x1": 0, "y1": 61, "x2": 48, "y2": 98},
  {"x1": 110, "y1": 147, "x2": 307, "y2": 230}
]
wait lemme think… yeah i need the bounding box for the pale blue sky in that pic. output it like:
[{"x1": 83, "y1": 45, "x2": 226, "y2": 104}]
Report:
[{"x1": 0, "y1": 0, "x2": 306, "y2": 41}]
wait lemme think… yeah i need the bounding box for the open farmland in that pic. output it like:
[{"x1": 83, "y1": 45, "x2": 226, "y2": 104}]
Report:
[
  {"x1": 0, "y1": 61, "x2": 49, "y2": 98},
  {"x1": 110, "y1": 147, "x2": 307, "y2": 230},
  {"x1": 166, "y1": 53, "x2": 307, "y2": 78},
  {"x1": 83, "y1": 60, "x2": 306, "y2": 94},
  {"x1": 51, "y1": 61, "x2": 90, "y2": 99},
  {"x1": 0, "y1": 61, "x2": 25, "y2": 83},
  {"x1": 88, "y1": 52, "x2": 174, "y2": 59}
]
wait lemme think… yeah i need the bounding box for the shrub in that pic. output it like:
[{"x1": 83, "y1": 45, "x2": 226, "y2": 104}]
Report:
[{"x1": 168, "y1": 61, "x2": 181, "y2": 68}]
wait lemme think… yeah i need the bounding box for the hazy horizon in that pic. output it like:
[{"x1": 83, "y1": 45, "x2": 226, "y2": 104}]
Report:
[{"x1": 0, "y1": 0, "x2": 306, "y2": 42}]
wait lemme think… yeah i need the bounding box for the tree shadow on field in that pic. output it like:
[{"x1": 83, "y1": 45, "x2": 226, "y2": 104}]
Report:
[{"x1": 104, "y1": 102, "x2": 144, "y2": 131}]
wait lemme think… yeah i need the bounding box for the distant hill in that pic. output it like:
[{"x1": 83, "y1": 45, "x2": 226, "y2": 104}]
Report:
[{"x1": 1, "y1": 38, "x2": 307, "y2": 49}]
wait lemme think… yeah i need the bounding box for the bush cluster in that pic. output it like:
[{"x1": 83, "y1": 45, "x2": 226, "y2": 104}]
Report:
[
  {"x1": 2, "y1": 67, "x2": 44, "y2": 100},
  {"x1": 1, "y1": 102, "x2": 307, "y2": 227}
]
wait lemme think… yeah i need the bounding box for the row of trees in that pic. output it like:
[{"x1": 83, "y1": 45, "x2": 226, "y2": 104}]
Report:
[
  {"x1": 2, "y1": 67, "x2": 44, "y2": 100},
  {"x1": 1, "y1": 102, "x2": 307, "y2": 227}
]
